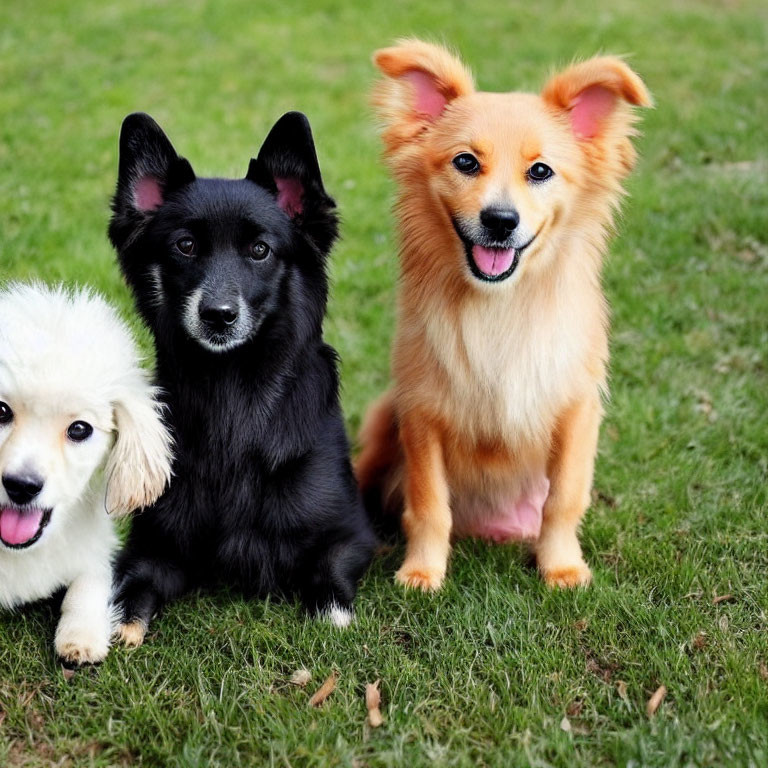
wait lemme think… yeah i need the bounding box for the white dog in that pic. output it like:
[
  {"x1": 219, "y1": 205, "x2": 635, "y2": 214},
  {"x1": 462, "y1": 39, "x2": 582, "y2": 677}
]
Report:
[{"x1": 0, "y1": 283, "x2": 172, "y2": 665}]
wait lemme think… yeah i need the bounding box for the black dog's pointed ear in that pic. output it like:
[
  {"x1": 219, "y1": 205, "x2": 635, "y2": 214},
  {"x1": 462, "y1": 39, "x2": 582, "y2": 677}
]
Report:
[
  {"x1": 113, "y1": 113, "x2": 195, "y2": 216},
  {"x1": 246, "y1": 112, "x2": 337, "y2": 252}
]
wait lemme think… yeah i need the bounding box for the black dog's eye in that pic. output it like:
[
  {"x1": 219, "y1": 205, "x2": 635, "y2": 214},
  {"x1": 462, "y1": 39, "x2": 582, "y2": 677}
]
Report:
[
  {"x1": 176, "y1": 237, "x2": 196, "y2": 256},
  {"x1": 249, "y1": 241, "x2": 270, "y2": 261},
  {"x1": 0, "y1": 401, "x2": 13, "y2": 425},
  {"x1": 452, "y1": 153, "x2": 480, "y2": 175},
  {"x1": 66, "y1": 421, "x2": 93, "y2": 443},
  {"x1": 527, "y1": 162, "x2": 554, "y2": 182}
]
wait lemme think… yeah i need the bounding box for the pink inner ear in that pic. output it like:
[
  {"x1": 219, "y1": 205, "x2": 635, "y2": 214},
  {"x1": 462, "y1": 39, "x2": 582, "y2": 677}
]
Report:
[
  {"x1": 570, "y1": 85, "x2": 616, "y2": 139},
  {"x1": 134, "y1": 175, "x2": 164, "y2": 211},
  {"x1": 275, "y1": 177, "x2": 304, "y2": 217},
  {"x1": 404, "y1": 70, "x2": 447, "y2": 119}
]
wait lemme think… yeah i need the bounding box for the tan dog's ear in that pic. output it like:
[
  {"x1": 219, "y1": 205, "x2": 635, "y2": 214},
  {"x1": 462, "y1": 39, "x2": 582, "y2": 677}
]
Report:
[
  {"x1": 105, "y1": 381, "x2": 173, "y2": 517},
  {"x1": 542, "y1": 57, "x2": 651, "y2": 140},
  {"x1": 373, "y1": 39, "x2": 474, "y2": 149}
]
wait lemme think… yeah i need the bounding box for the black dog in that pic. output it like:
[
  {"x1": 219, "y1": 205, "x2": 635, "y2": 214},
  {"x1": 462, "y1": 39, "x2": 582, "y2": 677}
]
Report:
[{"x1": 108, "y1": 111, "x2": 376, "y2": 641}]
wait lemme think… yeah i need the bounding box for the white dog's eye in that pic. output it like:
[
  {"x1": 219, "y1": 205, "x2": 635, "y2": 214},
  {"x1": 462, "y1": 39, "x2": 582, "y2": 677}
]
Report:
[
  {"x1": 66, "y1": 420, "x2": 93, "y2": 443},
  {"x1": 0, "y1": 401, "x2": 13, "y2": 425}
]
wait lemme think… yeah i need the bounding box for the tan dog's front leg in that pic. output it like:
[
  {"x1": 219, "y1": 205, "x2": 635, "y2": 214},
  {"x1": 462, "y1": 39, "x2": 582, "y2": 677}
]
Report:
[
  {"x1": 395, "y1": 414, "x2": 451, "y2": 591},
  {"x1": 536, "y1": 394, "x2": 601, "y2": 588}
]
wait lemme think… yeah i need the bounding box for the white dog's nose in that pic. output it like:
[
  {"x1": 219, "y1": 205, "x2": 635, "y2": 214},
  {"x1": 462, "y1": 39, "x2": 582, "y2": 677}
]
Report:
[{"x1": 2, "y1": 473, "x2": 44, "y2": 505}]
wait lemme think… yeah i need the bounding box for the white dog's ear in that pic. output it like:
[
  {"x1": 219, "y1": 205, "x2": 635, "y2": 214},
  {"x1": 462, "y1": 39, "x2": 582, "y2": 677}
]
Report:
[{"x1": 105, "y1": 383, "x2": 172, "y2": 518}]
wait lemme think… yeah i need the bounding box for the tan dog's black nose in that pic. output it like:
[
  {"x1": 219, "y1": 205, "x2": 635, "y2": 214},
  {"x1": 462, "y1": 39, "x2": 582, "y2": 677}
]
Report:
[
  {"x1": 480, "y1": 207, "x2": 519, "y2": 238},
  {"x1": 2, "y1": 474, "x2": 44, "y2": 506}
]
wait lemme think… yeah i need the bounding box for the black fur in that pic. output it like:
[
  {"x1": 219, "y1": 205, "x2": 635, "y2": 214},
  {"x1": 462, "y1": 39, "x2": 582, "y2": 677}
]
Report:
[{"x1": 109, "y1": 112, "x2": 376, "y2": 627}]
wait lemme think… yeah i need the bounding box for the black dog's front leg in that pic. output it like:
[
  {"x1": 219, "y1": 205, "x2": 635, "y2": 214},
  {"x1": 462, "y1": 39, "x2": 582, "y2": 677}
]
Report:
[
  {"x1": 112, "y1": 550, "x2": 188, "y2": 648},
  {"x1": 300, "y1": 533, "x2": 375, "y2": 627}
]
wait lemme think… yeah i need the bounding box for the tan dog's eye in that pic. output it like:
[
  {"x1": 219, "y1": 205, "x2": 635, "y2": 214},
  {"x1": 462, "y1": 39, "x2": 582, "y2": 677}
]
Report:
[
  {"x1": 527, "y1": 162, "x2": 554, "y2": 182},
  {"x1": 452, "y1": 153, "x2": 480, "y2": 175}
]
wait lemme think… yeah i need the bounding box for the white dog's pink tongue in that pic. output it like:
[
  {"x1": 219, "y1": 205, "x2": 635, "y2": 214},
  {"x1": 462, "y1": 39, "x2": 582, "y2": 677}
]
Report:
[
  {"x1": 472, "y1": 245, "x2": 516, "y2": 277},
  {"x1": 0, "y1": 507, "x2": 43, "y2": 546}
]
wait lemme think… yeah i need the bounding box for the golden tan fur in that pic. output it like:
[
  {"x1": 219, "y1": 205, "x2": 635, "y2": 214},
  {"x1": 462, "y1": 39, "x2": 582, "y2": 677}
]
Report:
[{"x1": 357, "y1": 40, "x2": 650, "y2": 591}]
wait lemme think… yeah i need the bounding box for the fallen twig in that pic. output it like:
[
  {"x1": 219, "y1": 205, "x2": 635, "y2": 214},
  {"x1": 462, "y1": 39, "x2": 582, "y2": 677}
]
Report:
[
  {"x1": 712, "y1": 594, "x2": 734, "y2": 605},
  {"x1": 309, "y1": 671, "x2": 338, "y2": 707},
  {"x1": 646, "y1": 685, "x2": 667, "y2": 717}
]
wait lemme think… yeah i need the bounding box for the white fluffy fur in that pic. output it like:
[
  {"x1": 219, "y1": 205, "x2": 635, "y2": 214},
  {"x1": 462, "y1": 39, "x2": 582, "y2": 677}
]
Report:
[
  {"x1": 0, "y1": 283, "x2": 172, "y2": 664},
  {"x1": 324, "y1": 602, "x2": 354, "y2": 628}
]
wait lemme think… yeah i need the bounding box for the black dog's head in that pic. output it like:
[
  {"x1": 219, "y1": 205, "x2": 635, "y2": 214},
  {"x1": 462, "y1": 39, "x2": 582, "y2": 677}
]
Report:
[{"x1": 109, "y1": 112, "x2": 337, "y2": 354}]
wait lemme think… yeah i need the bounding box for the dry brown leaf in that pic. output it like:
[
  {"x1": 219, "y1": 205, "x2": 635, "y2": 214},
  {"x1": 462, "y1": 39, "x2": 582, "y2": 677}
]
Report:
[
  {"x1": 759, "y1": 662, "x2": 768, "y2": 681},
  {"x1": 566, "y1": 700, "x2": 583, "y2": 717},
  {"x1": 308, "y1": 671, "x2": 338, "y2": 707},
  {"x1": 616, "y1": 680, "x2": 628, "y2": 702},
  {"x1": 560, "y1": 716, "x2": 572, "y2": 732},
  {"x1": 712, "y1": 594, "x2": 734, "y2": 605},
  {"x1": 290, "y1": 669, "x2": 312, "y2": 687},
  {"x1": 365, "y1": 680, "x2": 384, "y2": 727},
  {"x1": 646, "y1": 685, "x2": 667, "y2": 717},
  {"x1": 692, "y1": 632, "x2": 708, "y2": 650}
]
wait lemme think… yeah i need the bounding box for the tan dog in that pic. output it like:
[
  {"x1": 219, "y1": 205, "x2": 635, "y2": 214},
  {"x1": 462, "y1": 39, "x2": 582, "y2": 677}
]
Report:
[{"x1": 356, "y1": 40, "x2": 650, "y2": 591}]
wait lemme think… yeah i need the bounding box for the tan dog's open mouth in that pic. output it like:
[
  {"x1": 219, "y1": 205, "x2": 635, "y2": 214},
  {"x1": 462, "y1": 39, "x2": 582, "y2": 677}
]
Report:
[{"x1": 452, "y1": 219, "x2": 535, "y2": 283}]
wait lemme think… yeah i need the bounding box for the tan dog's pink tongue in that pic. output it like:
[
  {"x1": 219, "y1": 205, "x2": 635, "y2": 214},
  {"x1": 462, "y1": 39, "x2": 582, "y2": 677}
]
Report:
[
  {"x1": 472, "y1": 245, "x2": 516, "y2": 277},
  {"x1": 0, "y1": 507, "x2": 43, "y2": 546}
]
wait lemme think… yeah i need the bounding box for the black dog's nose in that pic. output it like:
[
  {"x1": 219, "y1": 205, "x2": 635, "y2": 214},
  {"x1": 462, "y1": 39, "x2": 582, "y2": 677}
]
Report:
[
  {"x1": 2, "y1": 474, "x2": 44, "y2": 506},
  {"x1": 199, "y1": 303, "x2": 239, "y2": 331},
  {"x1": 480, "y1": 207, "x2": 520, "y2": 236}
]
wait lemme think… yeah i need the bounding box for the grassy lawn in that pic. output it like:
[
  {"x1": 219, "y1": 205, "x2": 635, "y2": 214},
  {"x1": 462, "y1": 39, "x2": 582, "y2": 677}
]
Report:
[{"x1": 1, "y1": 0, "x2": 767, "y2": 765}]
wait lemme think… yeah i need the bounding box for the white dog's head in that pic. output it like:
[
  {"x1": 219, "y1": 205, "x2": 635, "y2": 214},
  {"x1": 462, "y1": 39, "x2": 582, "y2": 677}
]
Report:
[{"x1": 0, "y1": 283, "x2": 172, "y2": 552}]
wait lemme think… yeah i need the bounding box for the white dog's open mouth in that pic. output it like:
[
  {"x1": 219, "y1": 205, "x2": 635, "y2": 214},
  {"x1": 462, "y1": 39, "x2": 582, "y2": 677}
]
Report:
[{"x1": 0, "y1": 506, "x2": 52, "y2": 549}]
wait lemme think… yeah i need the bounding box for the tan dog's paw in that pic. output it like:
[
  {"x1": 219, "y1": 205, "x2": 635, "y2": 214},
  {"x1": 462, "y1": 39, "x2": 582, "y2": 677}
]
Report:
[
  {"x1": 55, "y1": 625, "x2": 110, "y2": 666},
  {"x1": 395, "y1": 562, "x2": 446, "y2": 591},
  {"x1": 114, "y1": 620, "x2": 147, "y2": 648},
  {"x1": 541, "y1": 562, "x2": 592, "y2": 589}
]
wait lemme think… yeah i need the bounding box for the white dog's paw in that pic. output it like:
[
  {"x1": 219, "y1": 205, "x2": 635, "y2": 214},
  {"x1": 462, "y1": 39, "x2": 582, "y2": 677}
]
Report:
[{"x1": 55, "y1": 621, "x2": 110, "y2": 666}]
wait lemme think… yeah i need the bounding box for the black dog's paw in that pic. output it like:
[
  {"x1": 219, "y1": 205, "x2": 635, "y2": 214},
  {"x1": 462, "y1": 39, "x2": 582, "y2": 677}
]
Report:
[
  {"x1": 112, "y1": 618, "x2": 148, "y2": 648},
  {"x1": 320, "y1": 602, "x2": 355, "y2": 628}
]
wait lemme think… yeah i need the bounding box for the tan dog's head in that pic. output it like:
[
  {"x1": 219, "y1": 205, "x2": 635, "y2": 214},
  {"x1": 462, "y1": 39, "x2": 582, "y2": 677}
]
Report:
[{"x1": 373, "y1": 40, "x2": 651, "y2": 287}]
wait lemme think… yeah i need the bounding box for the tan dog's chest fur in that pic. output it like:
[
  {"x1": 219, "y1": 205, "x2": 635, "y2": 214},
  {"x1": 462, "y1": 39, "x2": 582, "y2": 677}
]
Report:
[
  {"x1": 392, "y1": 225, "x2": 607, "y2": 543},
  {"x1": 357, "y1": 39, "x2": 650, "y2": 591}
]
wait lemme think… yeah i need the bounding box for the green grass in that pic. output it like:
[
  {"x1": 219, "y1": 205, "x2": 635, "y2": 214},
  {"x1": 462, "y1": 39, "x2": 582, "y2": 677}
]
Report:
[{"x1": 1, "y1": 0, "x2": 767, "y2": 765}]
